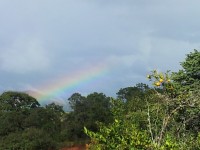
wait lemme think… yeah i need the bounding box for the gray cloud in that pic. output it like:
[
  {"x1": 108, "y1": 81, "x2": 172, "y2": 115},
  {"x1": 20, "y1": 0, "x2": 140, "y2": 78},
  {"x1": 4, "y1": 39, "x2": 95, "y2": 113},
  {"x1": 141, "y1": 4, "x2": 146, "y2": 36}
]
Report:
[
  {"x1": 0, "y1": 36, "x2": 50, "y2": 73},
  {"x1": 0, "y1": 0, "x2": 200, "y2": 107}
]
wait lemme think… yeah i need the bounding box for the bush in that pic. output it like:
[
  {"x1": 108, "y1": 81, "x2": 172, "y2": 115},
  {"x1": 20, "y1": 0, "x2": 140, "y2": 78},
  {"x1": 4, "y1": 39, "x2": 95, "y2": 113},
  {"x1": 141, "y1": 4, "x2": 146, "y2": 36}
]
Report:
[{"x1": 0, "y1": 128, "x2": 57, "y2": 150}]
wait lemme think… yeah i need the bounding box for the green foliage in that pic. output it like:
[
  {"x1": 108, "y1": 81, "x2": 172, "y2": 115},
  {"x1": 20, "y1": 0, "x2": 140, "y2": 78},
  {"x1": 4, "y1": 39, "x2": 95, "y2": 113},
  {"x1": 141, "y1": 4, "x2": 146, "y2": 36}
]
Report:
[
  {"x1": 84, "y1": 119, "x2": 151, "y2": 150},
  {"x1": 68, "y1": 93, "x2": 86, "y2": 110},
  {"x1": 147, "y1": 69, "x2": 200, "y2": 147},
  {"x1": 24, "y1": 107, "x2": 62, "y2": 137},
  {"x1": 0, "y1": 111, "x2": 27, "y2": 136},
  {"x1": 172, "y1": 49, "x2": 200, "y2": 92},
  {"x1": 65, "y1": 92, "x2": 113, "y2": 140},
  {"x1": 85, "y1": 50, "x2": 200, "y2": 150},
  {"x1": 0, "y1": 92, "x2": 64, "y2": 149},
  {"x1": 0, "y1": 128, "x2": 57, "y2": 150},
  {"x1": 117, "y1": 83, "x2": 149, "y2": 102},
  {"x1": 46, "y1": 102, "x2": 65, "y2": 117},
  {"x1": 84, "y1": 99, "x2": 152, "y2": 149},
  {"x1": 159, "y1": 135, "x2": 179, "y2": 150},
  {"x1": 0, "y1": 91, "x2": 40, "y2": 111}
]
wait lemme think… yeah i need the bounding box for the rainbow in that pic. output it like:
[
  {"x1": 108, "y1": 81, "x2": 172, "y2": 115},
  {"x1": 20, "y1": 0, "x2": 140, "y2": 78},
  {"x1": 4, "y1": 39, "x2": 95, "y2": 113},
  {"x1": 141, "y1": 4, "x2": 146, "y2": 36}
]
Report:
[{"x1": 31, "y1": 62, "x2": 109, "y2": 104}]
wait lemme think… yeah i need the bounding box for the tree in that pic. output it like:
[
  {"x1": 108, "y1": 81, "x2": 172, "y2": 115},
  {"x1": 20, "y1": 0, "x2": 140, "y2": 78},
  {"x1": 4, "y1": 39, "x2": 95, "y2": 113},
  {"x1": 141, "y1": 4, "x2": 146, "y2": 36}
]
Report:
[
  {"x1": 0, "y1": 111, "x2": 27, "y2": 136},
  {"x1": 0, "y1": 91, "x2": 40, "y2": 111},
  {"x1": 86, "y1": 92, "x2": 113, "y2": 126},
  {"x1": 24, "y1": 107, "x2": 62, "y2": 138},
  {"x1": 65, "y1": 92, "x2": 113, "y2": 140},
  {"x1": 68, "y1": 93, "x2": 86, "y2": 109},
  {"x1": 0, "y1": 128, "x2": 57, "y2": 150},
  {"x1": 0, "y1": 92, "x2": 62, "y2": 149},
  {"x1": 146, "y1": 67, "x2": 200, "y2": 145},
  {"x1": 0, "y1": 91, "x2": 40, "y2": 136},
  {"x1": 172, "y1": 49, "x2": 200, "y2": 92},
  {"x1": 46, "y1": 102, "x2": 65, "y2": 120},
  {"x1": 85, "y1": 50, "x2": 200, "y2": 149},
  {"x1": 170, "y1": 50, "x2": 200, "y2": 135},
  {"x1": 117, "y1": 83, "x2": 149, "y2": 102}
]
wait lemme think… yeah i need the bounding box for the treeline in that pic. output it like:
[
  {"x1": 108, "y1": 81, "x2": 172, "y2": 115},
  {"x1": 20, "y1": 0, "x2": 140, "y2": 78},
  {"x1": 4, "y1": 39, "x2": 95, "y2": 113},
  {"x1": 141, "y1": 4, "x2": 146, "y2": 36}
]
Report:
[
  {"x1": 0, "y1": 91, "x2": 114, "y2": 149},
  {"x1": 0, "y1": 50, "x2": 199, "y2": 149}
]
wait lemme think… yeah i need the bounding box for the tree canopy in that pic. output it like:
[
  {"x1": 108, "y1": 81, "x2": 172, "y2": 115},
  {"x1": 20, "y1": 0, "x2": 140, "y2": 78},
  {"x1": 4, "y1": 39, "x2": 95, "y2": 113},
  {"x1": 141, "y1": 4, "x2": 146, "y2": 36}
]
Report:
[
  {"x1": 172, "y1": 49, "x2": 200, "y2": 92},
  {"x1": 0, "y1": 91, "x2": 40, "y2": 111}
]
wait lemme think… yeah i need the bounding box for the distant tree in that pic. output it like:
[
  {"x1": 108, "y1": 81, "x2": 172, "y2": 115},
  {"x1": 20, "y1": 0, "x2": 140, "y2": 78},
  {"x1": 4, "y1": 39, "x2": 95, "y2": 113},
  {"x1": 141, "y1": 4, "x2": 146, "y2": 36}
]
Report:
[
  {"x1": 117, "y1": 83, "x2": 150, "y2": 112},
  {"x1": 172, "y1": 49, "x2": 200, "y2": 92},
  {"x1": 117, "y1": 83, "x2": 149, "y2": 102},
  {"x1": 65, "y1": 92, "x2": 113, "y2": 140},
  {"x1": 68, "y1": 93, "x2": 86, "y2": 111},
  {"x1": 0, "y1": 92, "x2": 62, "y2": 149},
  {"x1": 46, "y1": 102, "x2": 64, "y2": 113},
  {"x1": 0, "y1": 91, "x2": 40, "y2": 111},
  {"x1": 0, "y1": 91, "x2": 40, "y2": 136},
  {"x1": 24, "y1": 107, "x2": 62, "y2": 137},
  {"x1": 85, "y1": 92, "x2": 113, "y2": 127},
  {"x1": 46, "y1": 102, "x2": 65, "y2": 119}
]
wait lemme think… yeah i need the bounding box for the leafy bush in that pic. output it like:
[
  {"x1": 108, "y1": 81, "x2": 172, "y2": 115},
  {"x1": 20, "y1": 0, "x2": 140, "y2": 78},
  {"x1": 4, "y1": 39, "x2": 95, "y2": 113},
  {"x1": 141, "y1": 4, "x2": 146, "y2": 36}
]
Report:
[{"x1": 0, "y1": 128, "x2": 57, "y2": 150}]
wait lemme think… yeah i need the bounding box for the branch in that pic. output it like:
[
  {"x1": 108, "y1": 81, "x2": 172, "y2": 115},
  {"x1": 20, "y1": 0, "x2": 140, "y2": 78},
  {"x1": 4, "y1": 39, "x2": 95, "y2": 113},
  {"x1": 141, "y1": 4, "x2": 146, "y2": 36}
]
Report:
[{"x1": 146, "y1": 100, "x2": 154, "y2": 143}]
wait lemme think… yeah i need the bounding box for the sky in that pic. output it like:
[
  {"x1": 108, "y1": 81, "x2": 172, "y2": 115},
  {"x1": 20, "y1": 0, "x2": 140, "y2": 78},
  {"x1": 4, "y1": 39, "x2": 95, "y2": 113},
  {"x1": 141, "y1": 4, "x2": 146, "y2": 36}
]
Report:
[{"x1": 0, "y1": 0, "x2": 200, "y2": 109}]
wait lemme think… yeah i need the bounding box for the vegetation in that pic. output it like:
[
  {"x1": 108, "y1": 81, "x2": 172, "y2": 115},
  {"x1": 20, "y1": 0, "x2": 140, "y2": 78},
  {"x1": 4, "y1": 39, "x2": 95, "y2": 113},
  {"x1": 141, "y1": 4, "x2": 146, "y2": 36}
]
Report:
[
  {"x1": 0, "y1": 50, "x2": 199, "y2": 149},
  {"x1": 84, "y1": 49, "x2": 200, "y2": 149}
]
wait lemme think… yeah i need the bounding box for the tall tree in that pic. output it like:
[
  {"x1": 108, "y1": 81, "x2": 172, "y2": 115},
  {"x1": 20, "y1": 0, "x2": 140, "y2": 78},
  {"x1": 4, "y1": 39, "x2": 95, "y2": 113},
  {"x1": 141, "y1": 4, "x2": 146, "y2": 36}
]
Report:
[
  {"x1": 0, "y1": 92, "x2": 60, "y2": 149},
  {"x1": 117, "y1": 83, "x2": 149, "y2": 102},
  {"x1": 65, "y1": 92, "x2": 112, "y2": 140},
  {"x1": 0, "y1": 91, "x2": 40, "y2": 111},
  {"x1": 172, "y1": 49, "x2": 200, "y2": 92}
]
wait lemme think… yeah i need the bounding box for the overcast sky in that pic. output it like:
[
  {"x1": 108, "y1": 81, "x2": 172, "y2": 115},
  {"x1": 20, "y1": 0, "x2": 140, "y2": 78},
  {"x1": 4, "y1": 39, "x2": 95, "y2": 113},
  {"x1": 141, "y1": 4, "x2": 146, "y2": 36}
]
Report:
[{"x1": 0, "y1": 0, "x2": 200, "y2": 108}]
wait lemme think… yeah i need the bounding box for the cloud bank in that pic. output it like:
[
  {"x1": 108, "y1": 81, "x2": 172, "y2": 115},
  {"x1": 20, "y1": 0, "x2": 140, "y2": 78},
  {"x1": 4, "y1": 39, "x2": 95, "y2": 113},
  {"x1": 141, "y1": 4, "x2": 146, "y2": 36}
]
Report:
[{"x1": 0, "y1": 0, "x2": 200, "y2": 108}]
